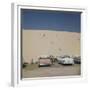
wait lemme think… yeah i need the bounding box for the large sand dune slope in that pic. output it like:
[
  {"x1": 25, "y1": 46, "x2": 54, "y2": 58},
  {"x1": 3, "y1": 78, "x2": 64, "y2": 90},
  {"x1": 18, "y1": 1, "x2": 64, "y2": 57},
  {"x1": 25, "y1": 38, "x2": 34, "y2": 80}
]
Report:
[{"x1": 22, "y1": 29, "x2": 80, "y2": 63}]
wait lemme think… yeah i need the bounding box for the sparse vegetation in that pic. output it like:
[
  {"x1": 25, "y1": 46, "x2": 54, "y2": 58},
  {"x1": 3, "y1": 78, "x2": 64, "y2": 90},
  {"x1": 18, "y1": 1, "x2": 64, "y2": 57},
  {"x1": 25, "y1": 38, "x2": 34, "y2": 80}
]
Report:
[
  {"x1": 23, "y1": 63, "x2": 38, "y2": 71},
  {"x1": 31, "y1": 59, "x2": 34, "y2": 64},
  {"x1": 22, "y1": 62, "x2": 29, "y2": 68}
]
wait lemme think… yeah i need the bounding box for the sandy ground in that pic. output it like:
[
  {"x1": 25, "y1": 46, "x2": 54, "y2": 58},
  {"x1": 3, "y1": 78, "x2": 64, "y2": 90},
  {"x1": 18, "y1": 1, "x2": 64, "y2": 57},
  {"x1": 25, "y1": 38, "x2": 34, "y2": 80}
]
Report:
[
  {"x1": 22, "y1": 64, "x2": 81, "y2": 78},
  {"x1": 22, "y1": 29, "x2": 80, "y2": 78}
]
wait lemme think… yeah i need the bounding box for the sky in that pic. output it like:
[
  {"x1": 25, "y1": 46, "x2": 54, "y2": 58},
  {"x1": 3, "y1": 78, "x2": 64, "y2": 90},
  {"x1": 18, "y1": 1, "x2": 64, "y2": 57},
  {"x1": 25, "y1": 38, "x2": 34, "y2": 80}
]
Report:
[{"x1": 21, "y1": 9, "x2": 81, "y2": 32}]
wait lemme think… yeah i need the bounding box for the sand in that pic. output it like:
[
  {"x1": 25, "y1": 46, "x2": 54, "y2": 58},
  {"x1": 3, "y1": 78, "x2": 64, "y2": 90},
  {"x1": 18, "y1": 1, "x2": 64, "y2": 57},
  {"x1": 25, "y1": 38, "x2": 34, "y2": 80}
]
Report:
[
  {"x1": 22, "y1": 64, "x2": 80, "y2": 78},
  {"x1": 22, "y1": 29, "x2": 80, "y2": 63}
]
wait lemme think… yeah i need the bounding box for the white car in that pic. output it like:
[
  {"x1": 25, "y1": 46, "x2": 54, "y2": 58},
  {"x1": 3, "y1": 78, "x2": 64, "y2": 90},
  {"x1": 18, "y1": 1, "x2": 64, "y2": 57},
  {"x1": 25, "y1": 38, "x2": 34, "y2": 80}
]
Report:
[{"x1": 57, "y1": 56, "x2": 74, "y2": 65}]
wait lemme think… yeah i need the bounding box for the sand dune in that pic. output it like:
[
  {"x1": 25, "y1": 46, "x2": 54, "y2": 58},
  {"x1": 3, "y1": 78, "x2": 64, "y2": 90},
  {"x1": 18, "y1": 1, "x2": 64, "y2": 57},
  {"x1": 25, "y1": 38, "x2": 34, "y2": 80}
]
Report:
[{"x1": 22, "y1": 29, "x2": 80, "y2": 63}]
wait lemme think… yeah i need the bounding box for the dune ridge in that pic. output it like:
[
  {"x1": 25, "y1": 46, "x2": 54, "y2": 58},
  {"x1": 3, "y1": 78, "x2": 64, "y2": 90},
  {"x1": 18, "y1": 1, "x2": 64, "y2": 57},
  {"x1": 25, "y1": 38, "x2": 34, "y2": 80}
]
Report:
[{"x1": 22, "y1": 29, "x2": 80, "y2": 63}]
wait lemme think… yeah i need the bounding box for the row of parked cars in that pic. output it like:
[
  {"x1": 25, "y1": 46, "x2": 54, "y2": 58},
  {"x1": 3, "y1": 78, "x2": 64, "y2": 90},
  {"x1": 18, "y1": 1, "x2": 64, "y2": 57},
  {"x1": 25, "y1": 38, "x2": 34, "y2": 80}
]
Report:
[{"x1": 38, "y1": 55, "x2": 81, "y2": 67}]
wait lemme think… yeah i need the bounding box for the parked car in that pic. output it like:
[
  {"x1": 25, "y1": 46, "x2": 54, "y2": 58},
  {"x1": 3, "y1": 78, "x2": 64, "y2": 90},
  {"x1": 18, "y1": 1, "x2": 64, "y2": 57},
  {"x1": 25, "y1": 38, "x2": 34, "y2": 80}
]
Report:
[
  {"x1": 57, "y1": 56, "x2": 74, "y2": 65},
  {"x1": 38, "y1": 56, "x2": 52, "y2": 67},
  {"x1": 73, "y1": 56, "x2": 81, "y2": 64}
]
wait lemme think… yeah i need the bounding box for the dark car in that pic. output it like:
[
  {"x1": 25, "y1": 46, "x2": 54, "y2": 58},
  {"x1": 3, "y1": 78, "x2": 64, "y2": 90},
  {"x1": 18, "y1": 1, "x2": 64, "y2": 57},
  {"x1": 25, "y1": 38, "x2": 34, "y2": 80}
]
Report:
[{"x1": 73, "y1": 56, "x2": 81, "y2": 64}]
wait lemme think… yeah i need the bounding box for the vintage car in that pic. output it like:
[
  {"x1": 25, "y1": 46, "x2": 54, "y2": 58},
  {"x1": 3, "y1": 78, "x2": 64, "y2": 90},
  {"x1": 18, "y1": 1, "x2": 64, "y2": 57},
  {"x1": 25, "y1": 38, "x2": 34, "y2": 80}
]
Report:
[
  {"x1": 73, "y1": 56, "x2": 81, "y2": 64},
  {"x1": 57, "y1": 56, "x2": 74, "y2": 65},
  {"x1": 38, "y1": 55, "x2": 52, "y2": 67}
]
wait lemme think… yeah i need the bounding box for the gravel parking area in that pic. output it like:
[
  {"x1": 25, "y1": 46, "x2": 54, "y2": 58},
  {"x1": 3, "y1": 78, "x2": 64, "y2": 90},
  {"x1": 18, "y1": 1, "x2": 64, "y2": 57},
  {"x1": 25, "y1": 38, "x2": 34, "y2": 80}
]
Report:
[{"x1": 22, "y1": 63, "x2": 81, "y2": 78}]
